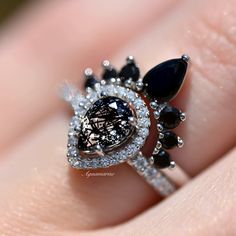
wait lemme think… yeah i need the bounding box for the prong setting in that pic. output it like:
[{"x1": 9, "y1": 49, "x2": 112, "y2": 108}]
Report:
[
  {"x1": 177, "y1": 137, "x2": 184, "y2": 148},
  {"x1": 169, "y1": 161, "x2": 176, "y2": 169},
  {"x1": 181, "y1": 54, "x2": 190, "y2": 63},
  {"x1": 180, "y1": 112, "x2": 186, "y2": 121}
]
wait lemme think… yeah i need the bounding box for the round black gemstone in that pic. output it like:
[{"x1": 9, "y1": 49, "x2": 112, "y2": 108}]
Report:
[
  {"x1": 143, "y1": 58, "x2": 188, "y2": 102},
  {"x1": 119, "y1": 62, "x2": 140, "y2": 82},
  {"x1": 78, "y1": 96, "x2": 135, "y2": 154},
  {"x1": 159, "y1": 106, "x2": 181, "y2": 129},
  {"x1": 153, "y1": 149, "x2": 171, "y2": 169},
  {"x1": 102, "y1": 68, "x2": 117, "y2": 80},
  {"x1": 160, "y1": 131, "x2": 178, "y2": 149},
  {"x1": 85, "y1": 76, "x2": 98, "y2": 89}
]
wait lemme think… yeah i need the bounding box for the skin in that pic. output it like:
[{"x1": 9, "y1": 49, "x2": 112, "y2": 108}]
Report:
[{"x1": 0, "y1": 0, "x2": 236, "y2": 235}]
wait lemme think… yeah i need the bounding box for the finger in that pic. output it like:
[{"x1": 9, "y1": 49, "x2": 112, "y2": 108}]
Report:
[
  {"x1": 0, "y1": 0, "x2": 178, "y2": 150},
  {"x1": 0, "y1": 114, "x2": 160, "y2": 234},
  {"x1": 113, "y1": 0, "x2": 236, "y2": 176},
  {"x1": 92, "y1": 147, "x2": 236, "y2": 236},
  {"x1": 1, "y1": 0, "x2": 236, "y2": 233}
]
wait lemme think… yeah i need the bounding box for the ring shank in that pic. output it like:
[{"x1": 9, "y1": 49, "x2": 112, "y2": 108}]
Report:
[{"x1": 128, "y1": 153, "x2": 176, "y2": 196}]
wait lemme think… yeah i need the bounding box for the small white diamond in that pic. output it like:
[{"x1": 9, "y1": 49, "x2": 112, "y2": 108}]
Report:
[
  {"x1": 68, "y1": 147, "x2": 78, "y2": 157},
  {"x1": 144, "y1": 167, "x2": 157, "y2": 180},
  {"x1": 68, "y1": 136, "x2": 77, "y2": 146},
  {"x1": 138, "y1": 117, "x2": 151, "y2": 128},
  {"x1": 129, "y1": 143, "x2": 139, "y2": 153},
  {"x1": 94, "y1": 83, "x2": 102, "y2": 93},
  {"x1": 86, "y1": 92, "x2": 98, "y2": 103},
  {"x1": 70, "y1": 116, "x2": 81, "y2": 128},
  {"x1": 100, "y1": 158, "x2": 110, "y2": 167},
  {"x1": 137, "y1": 107, "x2": 149, "y2": 118},
  {"x1": 90, "y1": 159, "x2": 99, "y2": 168},
  {"x1": 133, "y1": 97, "x2": 144, "y2": 109},
  {"x1": 68, "y1": 127, "x2": 76, "y2": 137},
  {"x1": 72, "y1": 95, "x2": 87, "y2": 108},
  {"x1": 133, "y1": 156, "x2": 148, "y2": 171},
  {"x1": 109, "y1": 158, "x2": 118, "y2": 165},
  {"x1": 118, "y1": 87, "x2": 127, "y2": 98},
  {"x1": 127, "y1": 90, "x2": 136, "y2": 102},
  {"x1": 81, "y1": 161, "x2": 89, "y2": 169},
  {"x1": 134, "y1": 136, "x2": 145, "y2": 147},
  {"x1": 107, "y1": 85, "x2": 117, "y2": 95},
  {"x1": 138, "y1": 128, "x2": 149, "y2": 138},
  {"x1": 74, "y1": 107, "x2": 86, "y2": 117},
  {"x1": 125, "y1": 145, "x2": 134, "y2": 156},
  {"x1": 68, "y1": 156, "x2": 77, "y2": 165},
  {"x1": 118, "y1": 150, "x2": 127, "y2": 160}
]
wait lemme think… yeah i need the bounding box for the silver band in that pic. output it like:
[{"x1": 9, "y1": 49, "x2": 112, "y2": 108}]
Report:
[{"x1": 128, "y1": 153, "x2": 176, "y2": 196}]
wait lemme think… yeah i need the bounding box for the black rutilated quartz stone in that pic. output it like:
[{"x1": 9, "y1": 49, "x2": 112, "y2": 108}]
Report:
[{"x1": 78, "y1": 96, "x2": 135, "y2": 153}]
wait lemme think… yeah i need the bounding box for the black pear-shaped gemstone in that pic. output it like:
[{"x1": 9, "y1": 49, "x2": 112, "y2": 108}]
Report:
[
  {"x1": 143, "y1": 58, "x2": 188, "y2": 102},
  {"x1": 159, "y1": 106, "x2": 181, "y2": 129},
  {"x1": 102, "y1": 68, "x2": 117, "y2": 80},
  {"x1": 160, "y1": 131, "x2": 178, "y2": 149},
  {"x1": 153, "y1": 149, "x2": 171, "y2": 169},
  {"x1": 119, "y1": 62, "x2": 140, "y2": 82}
]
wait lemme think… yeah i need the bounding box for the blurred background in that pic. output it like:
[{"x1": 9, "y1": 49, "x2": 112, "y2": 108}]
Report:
[{"x1": 0, "y1": 0, "x2": 28, "y2": 24}]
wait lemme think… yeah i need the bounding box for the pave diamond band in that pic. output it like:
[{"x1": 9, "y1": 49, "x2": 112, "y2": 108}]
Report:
[
  {"x1": 128, "y1": 153, "x2": 176, "y2": 196},
  {"x1": 64, "y1": 55, "x2": 190, "y2": 197}
]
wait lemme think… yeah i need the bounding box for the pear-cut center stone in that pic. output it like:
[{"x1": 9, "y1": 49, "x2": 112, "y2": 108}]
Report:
[{"x1": 78, "y1": 96, "x2": 135, "y2": 154}]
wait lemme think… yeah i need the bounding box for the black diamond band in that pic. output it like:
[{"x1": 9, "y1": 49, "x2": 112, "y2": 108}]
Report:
[{"x1": 63, "y1": 54, "x2": 189, "y2": 196}]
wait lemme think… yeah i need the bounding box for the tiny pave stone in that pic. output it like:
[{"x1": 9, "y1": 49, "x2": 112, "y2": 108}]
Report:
[
  {"x1": 70, "y1": 116, "x2": 81, "y2": 129},
  {"x1": 68, "y1": 137, "x2": 78, "y2": 146},
  {"x1": 160, "y1": 131, "x2": 178, "y2": 149},
  {"x1": 133, "y1": 98, "x2": 143, "y2": 109},
  {"x1": 144, "y1": 167, "x2": 157, "y2": 180},
  {"x1": 68, "y1": 147, "x2": 78, "y2": 157},
  {"x1": 159, "y1": 106, "x2": 182, "y2": 129},
  {"x1": 127, "y1": 90, "x2": 136, "y2": 102},
  {"x1": 153, "y1": 149, "x2": 171, "y2": 169},
  {"x1": 138, "y1": 128, "x2": 149, "y2": 137}
]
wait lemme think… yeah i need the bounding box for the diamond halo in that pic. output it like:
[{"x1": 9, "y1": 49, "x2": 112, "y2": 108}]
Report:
[{"x1": 67, "y1": 82, "x2": 150, "y2": 169}]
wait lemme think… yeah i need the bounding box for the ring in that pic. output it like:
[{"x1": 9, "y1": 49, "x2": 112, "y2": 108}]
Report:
[{"x1": 63, "y1": 54, "x2": 190, "y2": 197}]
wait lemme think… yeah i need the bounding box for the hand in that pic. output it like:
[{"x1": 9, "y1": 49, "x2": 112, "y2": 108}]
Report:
[{"x1": 0, "y1": 1, "x2": 236, "y2": 235}]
